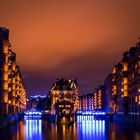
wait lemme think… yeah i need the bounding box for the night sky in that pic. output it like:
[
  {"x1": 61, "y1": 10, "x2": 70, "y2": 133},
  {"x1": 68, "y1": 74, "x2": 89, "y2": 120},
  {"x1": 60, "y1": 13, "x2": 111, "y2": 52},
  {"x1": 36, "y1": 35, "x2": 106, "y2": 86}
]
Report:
[{"x1": 0, "y1": 0, "x2": 140, "y2": 96}]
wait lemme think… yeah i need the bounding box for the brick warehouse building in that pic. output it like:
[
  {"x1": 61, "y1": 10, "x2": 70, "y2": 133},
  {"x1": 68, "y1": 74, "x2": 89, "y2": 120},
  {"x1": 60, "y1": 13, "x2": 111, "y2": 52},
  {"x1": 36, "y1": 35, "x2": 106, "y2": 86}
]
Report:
[
  {"x1": 112, "y1": 41, "x2": 140, "y2": 117},
  {"x1": 49, "y1": 79, "x2": 79, "y2": 116},
  {"x1": 79, "y1": 85, "x2": 105, "y2": 112},
  {"x1": 0, "y1": 27, "x2": 26, "y2": 123},
  {"x1": 78, "y1": 40, "x2": 140, "y2": 123}
]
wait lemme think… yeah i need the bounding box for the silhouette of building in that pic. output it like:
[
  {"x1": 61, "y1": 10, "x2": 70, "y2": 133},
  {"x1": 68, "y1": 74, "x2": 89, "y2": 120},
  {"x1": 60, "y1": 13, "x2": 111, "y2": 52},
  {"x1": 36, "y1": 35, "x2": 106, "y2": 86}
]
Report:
[{"x1": 27, "y1": 95, "x2": 47, "y2": 110}]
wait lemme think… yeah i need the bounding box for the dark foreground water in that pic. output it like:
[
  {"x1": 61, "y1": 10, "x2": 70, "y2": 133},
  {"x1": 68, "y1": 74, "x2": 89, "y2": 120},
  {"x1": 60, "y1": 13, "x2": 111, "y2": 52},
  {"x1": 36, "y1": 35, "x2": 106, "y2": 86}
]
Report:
[{"x1": 0, "y1": 116, "x2": 140, "y2": 140}]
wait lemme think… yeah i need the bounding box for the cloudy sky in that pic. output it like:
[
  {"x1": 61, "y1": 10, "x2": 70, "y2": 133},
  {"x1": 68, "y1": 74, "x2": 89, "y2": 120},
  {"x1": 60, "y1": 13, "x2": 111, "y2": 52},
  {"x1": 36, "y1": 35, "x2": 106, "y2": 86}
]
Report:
[{"x1": 0, "y1": 0, "x2": 140, "y2": 96}]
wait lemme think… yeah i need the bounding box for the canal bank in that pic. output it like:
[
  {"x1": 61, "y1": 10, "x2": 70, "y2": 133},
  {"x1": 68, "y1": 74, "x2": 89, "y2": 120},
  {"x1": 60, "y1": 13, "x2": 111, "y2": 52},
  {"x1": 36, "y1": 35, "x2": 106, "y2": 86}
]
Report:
[
  {"x1": 112, "y1": 114, "x2": 140, "y2": 127},
  {"x1": 42, "y1": 114, "x2": 56, "y2": 122},
  {"x1": 76, "y1": 111, "x2": 140, "y2": 127},
  {"x1": 0, "y1": 113, "x2": 24, "y2": 129}
]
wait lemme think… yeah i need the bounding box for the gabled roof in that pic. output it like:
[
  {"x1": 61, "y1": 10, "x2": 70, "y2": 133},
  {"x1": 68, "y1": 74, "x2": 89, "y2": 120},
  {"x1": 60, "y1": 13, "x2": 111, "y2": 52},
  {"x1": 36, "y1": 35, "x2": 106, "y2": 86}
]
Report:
[{"x1": 51, "y1": 79, "x2": 78, "y2": 90}]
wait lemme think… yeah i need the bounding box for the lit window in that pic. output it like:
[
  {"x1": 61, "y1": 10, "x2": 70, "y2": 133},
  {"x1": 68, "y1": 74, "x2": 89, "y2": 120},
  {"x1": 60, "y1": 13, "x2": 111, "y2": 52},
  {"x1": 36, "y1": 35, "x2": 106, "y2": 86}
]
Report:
[
  {"x1": 3, "y1": 45, "x2": 8, "y2": 53},
  {"x1": 113, "y1": 67, "x2": 116, "y2": 73},
  {"x1": 123, "y1": 78, "x2": 128, "y2": 84},
  {"x1": 123, "y1": 63, "x2": 128, "y2": 71},
  {"x1": 3, "y1": 93, "x2": 8, "y2": 103},
  {"x1": 135, "y1": 64, "x2": 138, "y2": 69},
  {"x1": 138, "y1": 61, "x2": 140, "y2": 67},
  {"x1": 124, "y1": 85, "x2": 128, "y2": 90},
  {"x1": 4, "y1": 64, "x2": 8, "y2": 71},
  {"x1": 135, "y1": 96, "x2": 138, "y2": 103},
  {"x1": 3, "y1": 73, "x2": 8, "y2": 81},
  {"x1": 124, "y1": 91, "x2": 128, "y2": 97},
  {"x1": 3, "y1": 82, "x2": 8, "y2": 90}
]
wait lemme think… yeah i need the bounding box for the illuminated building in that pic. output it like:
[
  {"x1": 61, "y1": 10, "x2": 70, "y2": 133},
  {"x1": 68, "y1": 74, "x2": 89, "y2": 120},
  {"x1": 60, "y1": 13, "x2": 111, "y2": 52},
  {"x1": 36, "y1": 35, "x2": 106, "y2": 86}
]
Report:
[
  {"x1": 78, "y1": 88, "x2": 105, "y2": 112},
  {"x1": 79, "y1": 93, "x2": 94, "y2": 111},
  {"x1": 93, "y1": 91, "x2": 98, "y2": 110},
  {"x1": 128, "y1": 45, "x2": 140, "y2": 116},
  {"x1": 112, "y1": 40, "x2": 140, "y2": 117},
  {"x1": 78, "y1": 86, "x2": 105, "y2": 112},
  {"x1": 79, "y1": 95, "x2": 87, "y2": 111},
  {"x1": 78, "y1": 40, "x2": 140, "y2": 122},
  {"x1": 93, "y1": 86, "x2": 105, "y2": 111},
  {"x1": 104, "y1": 74, "x2": 113, "y2": 113},
  {"x1": 87, "y1": 93, "x2": 94, "y2": 110},
  {"x1": 78, "y1": 96, "x2": 83, "y2": 110},
  {"x1": 0, "y1": 27, "x2": 26, "y2": 117},
  {"x1": 49, "y1": 79, "x2": 78, "y2": 116},
  {"x1": 78, "y1": 95, "x2": 83, "y2": 111}
]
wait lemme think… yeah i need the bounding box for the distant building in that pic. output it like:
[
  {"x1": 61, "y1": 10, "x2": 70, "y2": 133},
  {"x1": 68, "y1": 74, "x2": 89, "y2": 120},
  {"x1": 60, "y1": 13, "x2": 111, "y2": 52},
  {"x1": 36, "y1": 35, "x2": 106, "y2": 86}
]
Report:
[
  {"x1": 49, "y1": 79, "x2": 79, "y2": 116},
  {"x1": 0, "y1": 27, "x2": 26, "y2": 117},
  {"x1": 79, "y1": 93, "x2": 94, "y2": 111},
  {"x1": 79, "y1": 86, "x2": 105, "y2": 112},
  {"x1": 93, "y1": 85, "x2": 105, "y2": 111},
  {"x1": 27, "y1": 95, "x2": 47, "y2": 110}
]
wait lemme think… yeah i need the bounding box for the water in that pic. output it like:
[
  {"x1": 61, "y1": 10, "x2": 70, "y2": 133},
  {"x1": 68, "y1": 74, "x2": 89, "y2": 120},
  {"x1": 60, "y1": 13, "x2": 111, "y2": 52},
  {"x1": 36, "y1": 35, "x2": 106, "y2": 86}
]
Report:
[{"x1": 0, "y1": 116, "x2": 139, "y2": 140}]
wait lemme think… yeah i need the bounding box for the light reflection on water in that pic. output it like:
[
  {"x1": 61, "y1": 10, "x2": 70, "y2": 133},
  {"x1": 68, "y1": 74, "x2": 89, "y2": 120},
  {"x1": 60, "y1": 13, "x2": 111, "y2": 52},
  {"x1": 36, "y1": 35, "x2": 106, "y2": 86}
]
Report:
[
  {"x1": 76, "y1": 116, "x2": 106, "y2": 140},
  {"x1": 0, "y1": 116, "x2": 140, "y2": 140},
  {"x1": 25, "y1": 119, "x2": 42, "y2": 140}
]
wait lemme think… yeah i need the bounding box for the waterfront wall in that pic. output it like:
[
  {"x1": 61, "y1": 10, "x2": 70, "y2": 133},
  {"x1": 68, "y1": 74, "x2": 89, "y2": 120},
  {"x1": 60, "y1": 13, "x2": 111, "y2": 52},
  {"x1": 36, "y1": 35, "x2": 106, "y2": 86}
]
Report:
[
  {"x1": 0, "y1": 114, "x2": 23, "y2": 129},
  {"x1": 113, "y1": 114, "x2": 140, "y2": 126}
]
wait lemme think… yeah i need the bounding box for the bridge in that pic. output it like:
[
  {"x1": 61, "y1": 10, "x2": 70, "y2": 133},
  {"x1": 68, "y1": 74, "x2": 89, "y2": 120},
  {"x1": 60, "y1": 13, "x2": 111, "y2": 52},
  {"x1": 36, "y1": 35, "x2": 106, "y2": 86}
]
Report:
[{"x1": 24, "y1": 110, "x2": 42, "y2": 119}]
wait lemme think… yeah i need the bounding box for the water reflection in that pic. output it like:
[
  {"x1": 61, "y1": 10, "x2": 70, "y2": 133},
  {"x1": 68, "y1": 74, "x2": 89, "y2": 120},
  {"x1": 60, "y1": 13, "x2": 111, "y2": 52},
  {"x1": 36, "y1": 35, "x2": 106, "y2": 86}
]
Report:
[
  {"x1": 25, "y1": 119, "x2": 42, "y2": 140},
  {"x1": 76, "y1": 116, "x2": 106, "y2": 140},
  {"x1": 0, "y1": 116, "x2": 139, "y2": 140}
]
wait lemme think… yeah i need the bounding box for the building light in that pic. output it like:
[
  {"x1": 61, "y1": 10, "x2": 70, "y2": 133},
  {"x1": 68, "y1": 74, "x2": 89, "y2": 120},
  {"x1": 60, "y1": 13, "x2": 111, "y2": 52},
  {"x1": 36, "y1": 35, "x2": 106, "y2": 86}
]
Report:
[
  {"x1": 123, "y1": 78, "x2": 128, "y2": 84},
  {"x1": 124, "y1": 85, "x2": 128, "y2": 90},
  {"x1": 113, "y1": 85, "x2": 117, "y2": 90},
  {"x1": 124, "y1": 91, "x2": 128, "y2": 97},
  {"x1": 123, "y1": 63, "x2": 128, "y2": 71},
  {"x1": 113, "y1": 67, "x2": 116, "y2": 74},
  {"x1": 121, "y1": 88, "x2": 124, "y2": 92},
  {"x1": 3, "y1": 45, "x2": 8, "y2": 53},
  {"x1": 3, "y1": 82, "x2": 8, "y2": 90},
  {"x1": 4, "y1": 64, "x2": 8, "y2": 71},
  {"x1": 135, "y1": 96, "x2": 138, "y2": 103}
]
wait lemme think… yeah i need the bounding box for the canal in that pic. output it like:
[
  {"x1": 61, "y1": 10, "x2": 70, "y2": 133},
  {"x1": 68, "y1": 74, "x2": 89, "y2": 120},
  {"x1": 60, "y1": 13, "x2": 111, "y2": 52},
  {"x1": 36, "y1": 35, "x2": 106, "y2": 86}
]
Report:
[{"x1": 0, "y1": 116, "x2": 139, "y2": 140}]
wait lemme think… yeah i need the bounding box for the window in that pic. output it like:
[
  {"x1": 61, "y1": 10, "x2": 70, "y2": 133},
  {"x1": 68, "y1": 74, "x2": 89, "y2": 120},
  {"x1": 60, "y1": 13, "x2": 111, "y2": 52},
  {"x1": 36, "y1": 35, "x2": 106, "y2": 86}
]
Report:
[
  {"x1": 135, "y1": 64, "x2": 138, "y2": 69},
  {"x1": 123, "y1": 63, "x2": 128, "y2": 71},
  {"x1": 124, "y1": 91, "x2": 128, "y2": 97}
]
